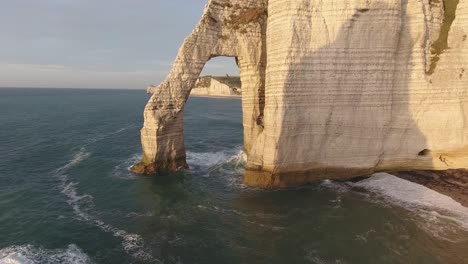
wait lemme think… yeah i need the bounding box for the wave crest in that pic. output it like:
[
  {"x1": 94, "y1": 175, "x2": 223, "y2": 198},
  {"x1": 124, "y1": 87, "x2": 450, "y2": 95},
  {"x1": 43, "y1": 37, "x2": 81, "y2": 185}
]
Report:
[
  {"x1": 186, "y1": 148, "x2": 245, "y2": 169},
  {"x1": 354, "y1": 173, "x2": 468, "y2": 241},
  {"x1": 187, "y1": 148, "x2": 246, "y2": 188},
  {"x1": 0, "y1": 244, "x2": 91, "y2": 264}
]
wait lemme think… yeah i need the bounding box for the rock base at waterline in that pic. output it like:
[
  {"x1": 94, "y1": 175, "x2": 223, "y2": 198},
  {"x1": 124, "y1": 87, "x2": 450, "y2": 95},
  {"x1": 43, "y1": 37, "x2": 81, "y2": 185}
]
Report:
[
  {"x1": 244, "y1": 167, "x2": 374, "y2": 188},
  {"x1": 131, "y1": 159, "x2": 189, "y2": 175}
]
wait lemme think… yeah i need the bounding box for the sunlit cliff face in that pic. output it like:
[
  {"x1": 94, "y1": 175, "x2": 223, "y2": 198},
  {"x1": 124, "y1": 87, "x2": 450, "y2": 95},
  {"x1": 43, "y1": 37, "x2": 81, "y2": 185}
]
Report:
[{"x1": 134, "y1": 0, "x2": 468, "y2": 187}]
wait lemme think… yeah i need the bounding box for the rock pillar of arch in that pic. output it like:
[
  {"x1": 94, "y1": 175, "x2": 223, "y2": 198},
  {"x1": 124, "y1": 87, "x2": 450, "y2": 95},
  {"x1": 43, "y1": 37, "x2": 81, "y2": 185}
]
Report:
[{"x1": 131, "y1": 0, "x2": 268, "y2": 174}]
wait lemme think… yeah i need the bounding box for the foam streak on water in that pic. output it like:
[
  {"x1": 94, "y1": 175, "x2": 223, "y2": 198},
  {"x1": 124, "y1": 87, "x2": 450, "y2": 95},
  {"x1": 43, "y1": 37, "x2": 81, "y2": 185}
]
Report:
[
  {"x1": 84, "y1": 124, "x2": 134, "y2": 145},
  {"x1": 0, "y1": 244, "x2": 91, "y2": 264},
  {"x1": 55, "y1": 148, "x2": 157, "y2": 263},
  {"x1": 354, "y1": 173, "x2": 468, "y2": 241}
]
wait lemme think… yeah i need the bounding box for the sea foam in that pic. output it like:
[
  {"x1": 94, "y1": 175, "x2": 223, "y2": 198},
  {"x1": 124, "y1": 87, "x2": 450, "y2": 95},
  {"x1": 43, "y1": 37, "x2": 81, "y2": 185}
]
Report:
[
  {"x1": 187, "y1": 148, "x2": 246, "y2": 189},
  {"x1": 55, "y1": 148, "x2": 157, "y2": 262},
  {"x1": 0, "y1": 244, "x2": 91, "y2": 264},
  {"x1": 186, "y1": 148, "x2": 245, "y2": 169},
  {"x1": 354, "y1": 173, "x2": 468, "y2": 241},
  {"x1": 112, "y1": 153, "x2": 142, "y2": 180}
]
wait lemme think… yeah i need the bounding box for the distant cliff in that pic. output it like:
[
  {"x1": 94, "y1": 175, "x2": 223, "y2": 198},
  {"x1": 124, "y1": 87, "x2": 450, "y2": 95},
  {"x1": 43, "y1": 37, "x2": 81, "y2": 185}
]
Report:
[
  {"x1": 134, "y1": 0, "x2": 468, "y2": 189},
  {"x1": 191, "y1": 76, "x2": 241, "y2": 97},
  {"x1": 147, "y1": 76, "x2": 241, "y2": 97}
]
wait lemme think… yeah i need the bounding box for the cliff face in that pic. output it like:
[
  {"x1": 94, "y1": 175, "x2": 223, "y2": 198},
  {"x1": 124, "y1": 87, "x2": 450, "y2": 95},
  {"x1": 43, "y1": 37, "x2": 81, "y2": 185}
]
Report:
[
  {"x1": 148, "y1": 76, "x2": 241, "y2": 97},
  {"x1": 133, "y1": 0, "x2": 468, "y2": 187},
  {"x1": 245, "y1": 0, "x2": 468, "y2": 186},
  {"x1": 189, "y1": 76, "x2": 241, "y2": 97}
]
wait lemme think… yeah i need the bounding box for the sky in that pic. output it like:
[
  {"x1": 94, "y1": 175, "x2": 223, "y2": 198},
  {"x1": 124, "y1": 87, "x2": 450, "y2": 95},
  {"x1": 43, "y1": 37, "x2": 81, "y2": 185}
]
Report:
[{"x1": 0, "y1": 0, "x2": 239, "y2": 89}]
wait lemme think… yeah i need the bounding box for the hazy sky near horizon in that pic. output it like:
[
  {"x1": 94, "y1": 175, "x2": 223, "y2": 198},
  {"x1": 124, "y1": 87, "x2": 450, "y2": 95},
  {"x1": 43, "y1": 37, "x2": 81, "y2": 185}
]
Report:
[{"x1": 0, "y1": 0, "x2": 239, "y2": 89}]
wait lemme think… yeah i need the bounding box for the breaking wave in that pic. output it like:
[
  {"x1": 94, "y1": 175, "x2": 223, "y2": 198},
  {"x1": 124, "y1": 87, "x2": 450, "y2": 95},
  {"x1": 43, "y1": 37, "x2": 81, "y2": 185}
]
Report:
[
  {"x1": 0, "y1": 244, "x2": 91, "y2": 264},
  {"x1": 112, "y1": 147, "x2": 246, "y2": 185},
  {"x1": 186, "y1": 147, "x2": 245, "y2": 169},
  {"x1": 186, "y1": 148, "x2": 246, "y2": 188},
  {"x1": 354, "y1": 173, "x2": 468, "y2": 241},
  {"x1": 112, "y1": 154, "x2": 142, "y2": 180},
  {"x1": 55, "y1": 148, "x2": 157, "y2": 263},
  {"x1": 319, "y1": 179, "x2": 352, "y2": 193},
  {"x1": 114, "y1": 145, "x2": 245, "y2": 173}
]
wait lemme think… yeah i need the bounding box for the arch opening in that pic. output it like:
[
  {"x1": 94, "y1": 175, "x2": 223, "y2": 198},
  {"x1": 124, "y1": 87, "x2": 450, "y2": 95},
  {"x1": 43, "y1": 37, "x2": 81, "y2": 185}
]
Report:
[
  {"x1": 184, "y1": 56, "x2": 244, "y2": 171},
  {"x1": 190, "y1": 57, "x2": 242, "y2": 98}
]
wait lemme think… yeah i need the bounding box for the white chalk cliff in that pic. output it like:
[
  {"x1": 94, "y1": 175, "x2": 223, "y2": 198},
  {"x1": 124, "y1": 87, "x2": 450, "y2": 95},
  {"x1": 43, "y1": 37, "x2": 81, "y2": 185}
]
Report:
[
  {"x1": 190, "y1": 76, "x2": 241, "y2": 97},
  {"x1": 147, "y1": 76, "x2": 241, "y2": 97},
  {"x1": 133, "y1": 0, "x2": 468, "y2": 188}
]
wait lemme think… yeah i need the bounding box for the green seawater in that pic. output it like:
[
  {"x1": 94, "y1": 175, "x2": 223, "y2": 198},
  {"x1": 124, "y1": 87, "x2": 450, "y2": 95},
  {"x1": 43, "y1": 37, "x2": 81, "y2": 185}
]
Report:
[{"x1": 1, "y1": 88, "x2": 468, "y2": 264}]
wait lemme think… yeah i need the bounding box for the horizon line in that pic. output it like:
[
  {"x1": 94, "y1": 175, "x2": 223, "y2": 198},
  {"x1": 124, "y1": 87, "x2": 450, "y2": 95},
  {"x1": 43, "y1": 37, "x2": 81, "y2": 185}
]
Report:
[{"x1": 0, "y1": 86, "x2": 148, "y2": 91}]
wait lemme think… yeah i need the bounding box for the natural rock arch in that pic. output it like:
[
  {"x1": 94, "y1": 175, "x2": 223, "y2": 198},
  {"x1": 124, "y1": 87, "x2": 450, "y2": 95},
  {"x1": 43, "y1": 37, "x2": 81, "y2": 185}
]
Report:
[
  {"x1": 132, "y1": 0, "x2": 268, "y2": 174},
  {"x1": 133, "y1": 0, "x2": 468, "y2": 188}
]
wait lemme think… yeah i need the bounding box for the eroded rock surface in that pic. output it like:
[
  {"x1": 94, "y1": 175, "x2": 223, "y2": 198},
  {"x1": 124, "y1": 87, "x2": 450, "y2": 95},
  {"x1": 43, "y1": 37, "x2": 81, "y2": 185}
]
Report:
[
  {"x1": 133, "y1": 0, "x2": 468, "y2": 189},
  {"x1": 132, "y1": 0, "x2": 268, "y2": 174}
]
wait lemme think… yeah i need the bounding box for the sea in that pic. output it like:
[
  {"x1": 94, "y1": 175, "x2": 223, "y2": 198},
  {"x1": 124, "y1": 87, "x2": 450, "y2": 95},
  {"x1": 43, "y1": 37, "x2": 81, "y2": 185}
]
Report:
[{"x1": 1, "y1": 88, "x2": 468, "y2": 264}]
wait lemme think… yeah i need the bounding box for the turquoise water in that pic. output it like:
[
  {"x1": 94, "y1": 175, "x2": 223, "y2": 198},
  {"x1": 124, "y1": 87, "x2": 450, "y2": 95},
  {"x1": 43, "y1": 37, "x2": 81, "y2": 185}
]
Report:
[{"x1": 1, "y1": 88, "x2": 468, "y2": 264}]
